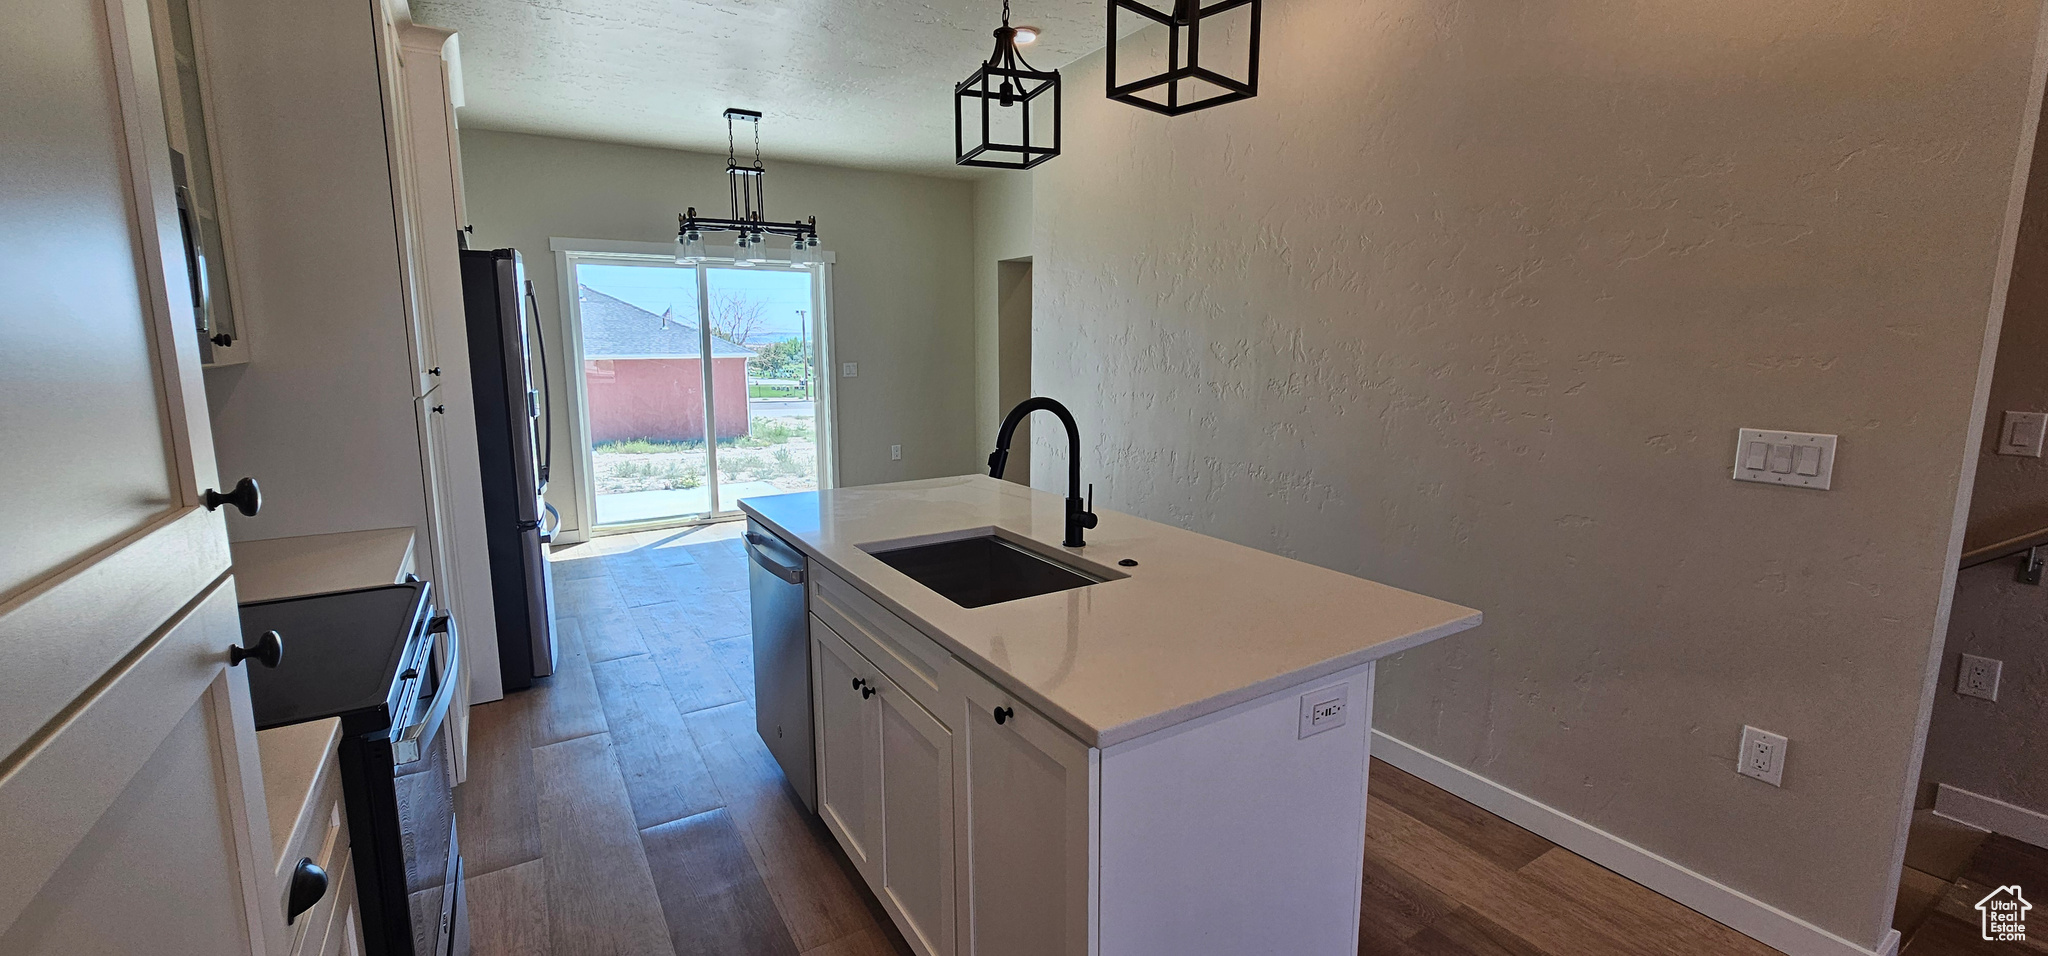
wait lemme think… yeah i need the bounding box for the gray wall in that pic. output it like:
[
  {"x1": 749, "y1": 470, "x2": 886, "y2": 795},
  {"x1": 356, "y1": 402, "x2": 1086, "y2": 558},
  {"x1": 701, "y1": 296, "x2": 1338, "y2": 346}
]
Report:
[
  {"x1": 457, "y1": 129, "x2": 980, "y2": 536},
  {"x1": 1922, "y1": 93, "x2": 2048, "y2": 819},
  {"x1": 973, "y1": 171, "x2": 1034, "y2": 460},
  {"x1": 1029, "y1": 1, "x2": 2043, "y2": 947}
]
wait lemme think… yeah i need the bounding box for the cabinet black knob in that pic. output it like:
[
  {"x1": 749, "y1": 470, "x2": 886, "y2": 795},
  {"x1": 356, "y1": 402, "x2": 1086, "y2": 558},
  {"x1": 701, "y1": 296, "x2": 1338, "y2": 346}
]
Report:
[
  {"x1": 993, "y1": 706, "x2": 1014, "y2": 725},
  {"x1": 229, "y1": 630, "x2": 283, "y2": 669},
  {"x1": 431, "y1": 404, "x2": 445, "y2": 414},
  {"x1": 209, "y1": 332, "x2": 234, "y2": 348},
  {"x1": 428, "y1": 366, "x2": 442, "y2": 376},
  {"x1": 202, "y1": 477, "x2": 261, "y2": 517},
  {"x1": 286, "y1": 857, "x2": 328, "y2": 924},
  {"x1": 851, "y1": 677, "x2": 865, "y2": 692}
]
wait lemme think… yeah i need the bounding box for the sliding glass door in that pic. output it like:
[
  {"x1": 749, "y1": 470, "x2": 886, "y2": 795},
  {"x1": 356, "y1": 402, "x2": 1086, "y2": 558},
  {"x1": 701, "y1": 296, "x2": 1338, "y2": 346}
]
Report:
[{"x1": 567, "y1": 253, "x2": 828, "y2": 529}]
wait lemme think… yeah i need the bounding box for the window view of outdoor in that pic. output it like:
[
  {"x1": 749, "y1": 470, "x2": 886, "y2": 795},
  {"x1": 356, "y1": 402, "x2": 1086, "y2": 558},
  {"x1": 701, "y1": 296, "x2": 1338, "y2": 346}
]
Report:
[{"x1": 576, "y1": 260, "x2": 821, "y2": 527}]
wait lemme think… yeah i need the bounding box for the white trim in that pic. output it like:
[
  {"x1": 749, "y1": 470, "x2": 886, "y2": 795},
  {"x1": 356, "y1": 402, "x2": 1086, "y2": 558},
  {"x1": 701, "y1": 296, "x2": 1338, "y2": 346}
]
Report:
[
  {"x1": 1934, "y1": 783, "x2": 2048, "y2": 851},
  {"x1": 1371, "y1": 732, "x2": 1902, "y2": 956},
  {"x1": 547, "y1": 235, "x2": 838, "y2": 265}
]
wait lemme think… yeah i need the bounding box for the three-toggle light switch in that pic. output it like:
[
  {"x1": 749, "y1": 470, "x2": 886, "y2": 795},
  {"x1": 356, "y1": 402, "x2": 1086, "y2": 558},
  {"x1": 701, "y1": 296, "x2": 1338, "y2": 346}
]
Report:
[{"x1": 1733, "y1": 429, "x2": 1837, "y2": 490}]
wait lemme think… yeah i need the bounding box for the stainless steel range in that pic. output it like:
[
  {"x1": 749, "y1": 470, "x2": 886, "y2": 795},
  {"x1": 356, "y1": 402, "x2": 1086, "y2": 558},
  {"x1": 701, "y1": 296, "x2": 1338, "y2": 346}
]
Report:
[{"x1": 241, "y1": 581, "x2": 469, "y2": 956}]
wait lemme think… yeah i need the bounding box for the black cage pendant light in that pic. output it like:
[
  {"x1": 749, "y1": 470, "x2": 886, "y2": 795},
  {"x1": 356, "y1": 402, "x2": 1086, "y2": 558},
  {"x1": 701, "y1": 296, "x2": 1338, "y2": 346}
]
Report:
[
  {"x1": 955, "y1": 0, "x2": 1061, "y2": 169},
  {"x1": 677, "y1": 109, "x2": 820, "y2": 267},
  {"x1": 1107, "y1": 0, "x2": 1260, "y2": 115}
]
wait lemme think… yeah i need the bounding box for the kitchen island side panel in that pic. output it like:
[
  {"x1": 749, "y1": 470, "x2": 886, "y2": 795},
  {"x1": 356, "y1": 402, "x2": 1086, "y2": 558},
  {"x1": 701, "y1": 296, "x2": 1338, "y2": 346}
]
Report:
[{"x1": 1096, "y1": 661, "x2": 1375, "y2": 956}]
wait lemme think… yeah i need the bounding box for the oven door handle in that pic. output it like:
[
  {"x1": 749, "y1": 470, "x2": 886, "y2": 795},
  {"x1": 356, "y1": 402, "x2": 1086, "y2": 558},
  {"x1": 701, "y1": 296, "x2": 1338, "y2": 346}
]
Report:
[{"x1": 393, "y1": 613, "x2": 461, "y2": 767}]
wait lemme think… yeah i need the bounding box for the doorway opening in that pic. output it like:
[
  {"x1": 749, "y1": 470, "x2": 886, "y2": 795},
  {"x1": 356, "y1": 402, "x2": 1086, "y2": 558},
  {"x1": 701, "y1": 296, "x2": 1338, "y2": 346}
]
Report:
[
  {"x1": 563, "y1": 250, "x2": 832, "y2": 530},
  {"x1": 996, "y1": 257, "x2": 1033, "y2": 484}
]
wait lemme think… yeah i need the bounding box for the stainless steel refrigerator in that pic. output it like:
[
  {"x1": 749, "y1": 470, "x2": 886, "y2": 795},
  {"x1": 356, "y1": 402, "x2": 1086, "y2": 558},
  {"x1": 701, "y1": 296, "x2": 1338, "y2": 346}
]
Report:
[{"x1": 460, "y1": 247, "x2": 558, "y2": 692}]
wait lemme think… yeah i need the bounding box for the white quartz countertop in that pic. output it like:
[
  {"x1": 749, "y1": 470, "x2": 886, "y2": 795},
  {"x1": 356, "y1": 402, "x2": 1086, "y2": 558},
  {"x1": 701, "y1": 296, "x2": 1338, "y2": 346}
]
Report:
[
  {"x1": 740, "y1": 476, "x2": 1481, "y2": 748},
  {"x1": 232, "y1": 528, "x2": 417, "y2": 603}
]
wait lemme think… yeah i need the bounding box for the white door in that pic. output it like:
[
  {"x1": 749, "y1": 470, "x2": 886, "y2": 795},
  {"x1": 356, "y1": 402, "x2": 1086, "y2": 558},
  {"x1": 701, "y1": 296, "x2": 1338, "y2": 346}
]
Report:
[
  {"x1": 0, "y1": 0, "x2": 277, "y2": 951},
  {"x1": 812, "y1": 617, "x2": 882, "y2": 876},
  {"x1": 951, "y1": 662, "x2": 1097, "y2": 956},
  {"x1": 875, "y1": 669, "x2": 956, "y2": 956}
]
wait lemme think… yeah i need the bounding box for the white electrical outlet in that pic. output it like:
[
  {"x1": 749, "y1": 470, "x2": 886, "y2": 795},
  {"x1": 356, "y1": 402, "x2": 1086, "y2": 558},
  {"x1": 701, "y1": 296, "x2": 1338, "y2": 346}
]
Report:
[
  {"x1": 1958, "y1": 654, "x2": 2003, "y2": 702},
  {"x1": 842, "y1": 362, "x2": 859, "y2": 378},
  {"x1": 1737, "y1": 725, "x2": 1787, "y2": 787},
  {"x1": 1298, "y1": 683, "x2": 1349, "y2": 739},
  {"x1": 890, "y1": 444, "x2": 902, "y2": 461}
]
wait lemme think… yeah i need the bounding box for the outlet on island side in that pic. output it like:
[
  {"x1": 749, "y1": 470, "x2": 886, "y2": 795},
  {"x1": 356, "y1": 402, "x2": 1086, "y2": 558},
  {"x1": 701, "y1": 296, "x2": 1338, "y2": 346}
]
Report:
[
  {"x1": 1957, "y1": 653, "x2": 2002, "y2": 702},
  {"x1": 1737, "y1": 725, "x2": 1787, "y2": 788},
  {"x1": 1298, "y1": 683, "x2": 1349, "y2": 739},
  {"x1": 891, "y1": 444, "x2": 902, "y2": 461}
]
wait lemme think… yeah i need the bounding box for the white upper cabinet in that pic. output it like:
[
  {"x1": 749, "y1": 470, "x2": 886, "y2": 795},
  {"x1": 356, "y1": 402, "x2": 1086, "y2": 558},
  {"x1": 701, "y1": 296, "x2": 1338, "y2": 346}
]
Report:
[{"x1": 142, "y1": 0, "x2": 250, "y2": 366}]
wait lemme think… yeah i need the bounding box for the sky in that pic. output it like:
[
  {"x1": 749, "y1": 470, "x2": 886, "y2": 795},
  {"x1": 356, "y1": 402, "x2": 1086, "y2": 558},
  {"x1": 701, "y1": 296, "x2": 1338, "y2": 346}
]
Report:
[{"x1": 575, "y1": 263, "x2": 815, "y2": 343}]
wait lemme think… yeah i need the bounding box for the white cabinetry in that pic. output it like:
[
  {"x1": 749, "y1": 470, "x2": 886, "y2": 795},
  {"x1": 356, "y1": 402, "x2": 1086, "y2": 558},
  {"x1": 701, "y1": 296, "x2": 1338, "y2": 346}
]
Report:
[
  {"x1": 949, "y1": 660, "x2": 1094, "y2": 956},
  {"x1": 802, "y1": 563, "x2": 1377, "y2": 956},
  {"x1": 876, "y1": 660, "x2": 956, "y2": 956},
  {"x1": 813, "y1": 619, "x2": 883, "y2": 874},
  {"x1": 812, "y1": 615, "x2": 958, "y2": 956}
]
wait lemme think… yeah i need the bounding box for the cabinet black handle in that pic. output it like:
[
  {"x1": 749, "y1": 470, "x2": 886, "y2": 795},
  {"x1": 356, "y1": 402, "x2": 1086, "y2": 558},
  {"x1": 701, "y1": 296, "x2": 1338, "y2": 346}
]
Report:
[
  {"x1": 993, "y1": 706, "x2": 1014, "y2": 725},
  {"x1": 229, "y1": 630, "x2": 283, "y2": 669},
  {"x1": 286, "y1": 857, "x2": 328, "y2": 924},
  {"x1": 202, "y1": 477, "x2": 261, "y2": 517}
]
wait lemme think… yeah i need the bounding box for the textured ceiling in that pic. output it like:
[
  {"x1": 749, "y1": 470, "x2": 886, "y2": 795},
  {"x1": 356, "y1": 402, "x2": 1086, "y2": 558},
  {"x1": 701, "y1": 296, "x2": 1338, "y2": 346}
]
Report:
[{"x1": 410, "y1": 0, "x2": 1109, "y2": 178}]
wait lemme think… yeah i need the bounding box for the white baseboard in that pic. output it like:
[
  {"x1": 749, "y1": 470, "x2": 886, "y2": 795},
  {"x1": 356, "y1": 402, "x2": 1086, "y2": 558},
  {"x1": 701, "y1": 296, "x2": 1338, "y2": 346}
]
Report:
[
  {"x1": 1371, "y1": 731, "x2": 1901, "y2": 956},
  {"x1": 1934, "y1": 782, "x2": 2048, "y2": 851}
]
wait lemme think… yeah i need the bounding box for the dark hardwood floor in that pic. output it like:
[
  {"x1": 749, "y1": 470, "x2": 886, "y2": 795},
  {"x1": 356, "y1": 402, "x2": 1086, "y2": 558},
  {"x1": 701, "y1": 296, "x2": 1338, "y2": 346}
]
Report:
[
  {"x1": 1901, "y1": 833, "x2": 2048, "y2": 955},
  {"x1": 458, "y1": 520, "x2": 1795, "y2": 956}
]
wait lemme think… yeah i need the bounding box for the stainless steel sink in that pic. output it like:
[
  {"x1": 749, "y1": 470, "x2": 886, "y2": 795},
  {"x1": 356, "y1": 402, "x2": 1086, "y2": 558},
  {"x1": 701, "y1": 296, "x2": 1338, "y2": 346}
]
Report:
[{"x1": 866, "y1": 533, "x2": 1111, "y2": 608}]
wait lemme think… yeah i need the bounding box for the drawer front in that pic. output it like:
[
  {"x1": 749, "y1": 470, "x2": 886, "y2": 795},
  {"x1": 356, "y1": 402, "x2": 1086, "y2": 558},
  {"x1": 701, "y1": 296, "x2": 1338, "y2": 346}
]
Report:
[
  {"x1": 282, "y1": 774, "x2": 352, "y2": 956},
  {"x1": 811, "y1": 565, "x2": 948, "y2": 712}
]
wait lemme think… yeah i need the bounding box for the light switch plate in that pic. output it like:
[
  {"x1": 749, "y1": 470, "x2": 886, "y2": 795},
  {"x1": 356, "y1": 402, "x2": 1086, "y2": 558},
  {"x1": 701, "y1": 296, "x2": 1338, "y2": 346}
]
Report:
[
  {"x1": 1733, "y1": 429, "x2": 1837, "y2": 490},
  {"x1": 842, "y1": 362, "x2": 859, "y2": 378},
  {"x1": 1998, "y1": 411, "x2": 2047, "y2": 457},
  {"x1": 1298, "y1": 683, "x2": 1349, "y2": 739}
]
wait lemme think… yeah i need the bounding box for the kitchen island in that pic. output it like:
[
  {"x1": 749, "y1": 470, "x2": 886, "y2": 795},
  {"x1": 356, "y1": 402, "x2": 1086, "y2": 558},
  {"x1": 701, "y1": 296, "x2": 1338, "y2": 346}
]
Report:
[{"x1": 740, "y1": 475, "x2": 1480, "y2": 956}]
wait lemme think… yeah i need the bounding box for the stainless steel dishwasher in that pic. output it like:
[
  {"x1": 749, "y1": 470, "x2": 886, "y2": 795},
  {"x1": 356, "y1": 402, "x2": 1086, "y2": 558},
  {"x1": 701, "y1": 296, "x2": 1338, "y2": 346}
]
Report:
[{"x1": 744, "y1": 519, "x2": 816, "y2": 812}]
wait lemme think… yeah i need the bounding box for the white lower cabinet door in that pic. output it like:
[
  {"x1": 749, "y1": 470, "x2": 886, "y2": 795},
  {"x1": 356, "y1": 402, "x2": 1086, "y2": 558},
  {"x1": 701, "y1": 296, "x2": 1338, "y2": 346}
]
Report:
[
  {"x1": 812, "y1": 617, "x2": 882, "y2": 877},
  {"x1": 951, "y1": 661, "x2": 1097, "y2": 956},
  {"x1": 875, "y1": 669, "x2": 955, "y2": 956}
]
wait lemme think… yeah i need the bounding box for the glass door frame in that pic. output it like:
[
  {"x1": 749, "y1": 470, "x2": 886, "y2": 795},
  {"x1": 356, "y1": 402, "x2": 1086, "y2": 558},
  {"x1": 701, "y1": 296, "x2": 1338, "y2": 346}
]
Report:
[{"x1": 549, "y1": 237, "x2": 838, "y2": 540}]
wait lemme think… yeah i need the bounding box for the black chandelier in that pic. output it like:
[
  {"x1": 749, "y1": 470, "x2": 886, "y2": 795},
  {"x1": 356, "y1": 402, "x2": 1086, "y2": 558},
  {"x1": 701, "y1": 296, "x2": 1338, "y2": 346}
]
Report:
[
  {"x1": 954, "y1": 0, "x2": 1060, "y2": 169},
  {"x1": 677, "y1": 108, "x2": 820, "y2": 266},
  {"x1": 1107, "y1": 0, "x2": 1261, "y2": 116}
]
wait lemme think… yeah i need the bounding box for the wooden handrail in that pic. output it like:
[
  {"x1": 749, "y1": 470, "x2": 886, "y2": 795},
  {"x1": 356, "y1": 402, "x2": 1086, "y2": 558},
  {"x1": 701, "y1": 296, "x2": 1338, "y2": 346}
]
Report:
[{"x1": 1960, "y1": 525, "x2": 2048, "y2": 570}]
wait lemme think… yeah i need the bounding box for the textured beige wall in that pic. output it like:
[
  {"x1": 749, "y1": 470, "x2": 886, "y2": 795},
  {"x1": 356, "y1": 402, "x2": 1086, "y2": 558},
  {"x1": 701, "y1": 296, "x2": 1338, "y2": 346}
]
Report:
[
  {"x1": 458, "y1": 129, "x2": 979, "y2": 535},
  {"x1": 1031, "y1": 1, "x2": 2043, "y2": 946},
  {"x1": 1923, "y1": 96, "x2": 2048, "y2": 817}
]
